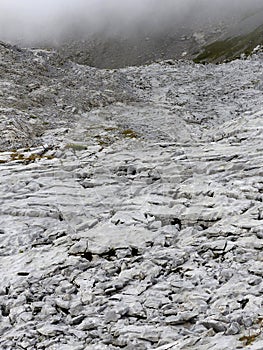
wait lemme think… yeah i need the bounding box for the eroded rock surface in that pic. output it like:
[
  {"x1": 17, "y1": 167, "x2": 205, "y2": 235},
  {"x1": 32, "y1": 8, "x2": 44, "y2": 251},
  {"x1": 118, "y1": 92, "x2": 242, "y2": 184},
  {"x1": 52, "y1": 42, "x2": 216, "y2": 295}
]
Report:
[{"x1": 0, "y1": 42, "x2": 263, "y2": 349}]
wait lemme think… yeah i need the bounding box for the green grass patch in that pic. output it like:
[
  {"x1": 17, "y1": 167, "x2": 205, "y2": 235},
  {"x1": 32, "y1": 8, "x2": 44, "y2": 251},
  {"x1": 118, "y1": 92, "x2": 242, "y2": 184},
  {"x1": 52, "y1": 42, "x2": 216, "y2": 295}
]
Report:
[
  {"x1": 194, "y1": 24, "x2": 263, "y2": 64},
  {"x1": 121, "y1": 129, "x2": 139, "y2": 139},
  {"x1": 10, "y1": 151, "x2": 54, "y2": 163},
  {"x1": 239, "y1": 318, "x2": 263, "y2": 346}
]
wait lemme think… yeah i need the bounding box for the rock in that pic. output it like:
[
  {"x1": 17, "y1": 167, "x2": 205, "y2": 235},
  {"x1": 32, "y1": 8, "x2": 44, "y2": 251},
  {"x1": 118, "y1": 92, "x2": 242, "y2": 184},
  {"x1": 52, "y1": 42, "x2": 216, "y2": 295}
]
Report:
[
  {"x1": 77, "y1": 318, "x2": 100, "y2": 331},
  {"x1": 37, "y1": 325, "x2": 66, "y2": 336},
  {"x1": 55, "y1": 298, "x2": 71, "y2": 311},
  {"x1": 201, "y1": 319, "x2": 227, "y2": 333},
  {"x1": 165, "y1": 311, "x2": 199, "y2": 325},
  {"x1": 225, "y1": 322, "x2": 240, "y2": 335},
  {"x1": 69, "y1": 302, "x2": 84, "y2": 317},
  {"x1": 104, "y1": 310, "x2": 120, "y2": 323},
  {"x1": 127, "y1": 302, "x2": 145, "y2": 318},
  {"x1": 69, "y1": 314, "x2": 86, "y2": 325},
  {"x1": 140, "y1": 327, "x2": 161, "y2": 343},
  {"x1": 69, "y1": 240, "x2": 88, "y2": 255}
]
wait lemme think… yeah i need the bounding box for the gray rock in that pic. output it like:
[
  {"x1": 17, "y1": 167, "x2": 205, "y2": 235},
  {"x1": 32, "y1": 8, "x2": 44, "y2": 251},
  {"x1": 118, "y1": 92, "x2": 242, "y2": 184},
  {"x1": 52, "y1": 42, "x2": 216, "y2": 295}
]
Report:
[
  {"x1": 201, "y1": 319, "x2": 227, "y2": 333},
  {"x1": 140, "y1": 327, "x2": 161, "y2": 343},
  {"x1": 104, "y1": 310, "x2": 120, "y2": 323},
  {"x1": 55, "y1": 298, "x2": 71, "y2": 311},
  {"x1": 70, "y1": 301, "x2": 85, "y2": 317},
  {"x1": 69, "y1": 240, "x2": 88, "y2": 255},
  {"x1": 225, "y1": 322, "x2": 240, "y2": 335},
  {"x1": 37, "y1": 324, "x2": 66, "y2": 336},
  {"x1": 77, "y1": 318, "x2": 100, "y2": 331},
  {"x1": 127, "y1": 302, "x2": 145, "y2": 318},
  {"x1": 165, "y1": 311, "x2": 199, "y2": 325}
]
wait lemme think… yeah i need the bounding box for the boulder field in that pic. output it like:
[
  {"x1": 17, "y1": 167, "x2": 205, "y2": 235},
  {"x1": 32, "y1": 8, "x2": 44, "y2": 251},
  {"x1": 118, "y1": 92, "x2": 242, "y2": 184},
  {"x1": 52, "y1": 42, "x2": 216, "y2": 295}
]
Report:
[{"x1": 0, "y1": 41, "x2": 263, "y2": 349}]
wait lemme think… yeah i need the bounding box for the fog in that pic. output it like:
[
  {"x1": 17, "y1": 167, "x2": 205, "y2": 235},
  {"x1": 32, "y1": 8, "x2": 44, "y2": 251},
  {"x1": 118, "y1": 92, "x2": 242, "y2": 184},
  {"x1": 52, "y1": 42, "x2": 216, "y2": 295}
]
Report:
[{"x1": 0, "y1": 0, "x2": 262, "y2": 45}]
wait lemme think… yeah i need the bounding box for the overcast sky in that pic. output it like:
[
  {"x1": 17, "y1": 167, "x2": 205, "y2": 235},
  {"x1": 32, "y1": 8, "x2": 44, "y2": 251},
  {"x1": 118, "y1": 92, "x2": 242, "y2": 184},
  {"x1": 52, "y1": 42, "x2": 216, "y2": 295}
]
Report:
[{"x1": 0, "y1": 0, "x2": 262, "y2": 44}]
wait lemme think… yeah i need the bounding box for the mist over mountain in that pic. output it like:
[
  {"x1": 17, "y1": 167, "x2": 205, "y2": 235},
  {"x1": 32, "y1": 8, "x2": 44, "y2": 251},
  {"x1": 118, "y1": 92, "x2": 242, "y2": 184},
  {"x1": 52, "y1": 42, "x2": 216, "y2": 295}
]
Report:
[{"x1": 0, "y1": 0, "x2": 262, "y2": 45}]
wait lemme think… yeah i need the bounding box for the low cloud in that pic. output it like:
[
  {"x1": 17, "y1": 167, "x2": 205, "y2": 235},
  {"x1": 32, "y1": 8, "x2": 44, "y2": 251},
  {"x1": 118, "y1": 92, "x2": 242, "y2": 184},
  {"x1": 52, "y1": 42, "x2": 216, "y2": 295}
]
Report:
[{"x1": 0, "y1": 0, "x2": 262, "y2": 45}]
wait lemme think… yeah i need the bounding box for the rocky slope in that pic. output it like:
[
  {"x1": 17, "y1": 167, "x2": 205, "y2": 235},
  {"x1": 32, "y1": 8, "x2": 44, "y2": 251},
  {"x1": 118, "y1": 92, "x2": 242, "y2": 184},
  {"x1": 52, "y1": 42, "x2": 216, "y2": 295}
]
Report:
[{"x1": 0, "y1": 41, "x2": 263, "y2": 350}]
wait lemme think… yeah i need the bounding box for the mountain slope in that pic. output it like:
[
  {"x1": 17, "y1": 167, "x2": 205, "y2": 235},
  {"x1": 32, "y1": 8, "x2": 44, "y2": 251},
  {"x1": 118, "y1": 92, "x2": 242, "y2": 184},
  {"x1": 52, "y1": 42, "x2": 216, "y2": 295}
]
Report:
[
  {"x1": 194, "y1": 23, "x2": 263, "y2": 64},
  {"x1": 55, "y1": 7, "x2": 263, "y2": 69},
  {"x1": 0, "y1": 40, "x2": 263, "y2": 349}
]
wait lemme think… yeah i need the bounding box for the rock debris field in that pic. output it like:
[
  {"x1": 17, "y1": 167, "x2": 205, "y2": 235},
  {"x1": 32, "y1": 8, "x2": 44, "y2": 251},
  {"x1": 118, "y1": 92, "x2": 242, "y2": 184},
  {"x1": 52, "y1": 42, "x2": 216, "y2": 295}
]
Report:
[{"x1": 0, "y1": 41, "x2": 263, "y2": 350}]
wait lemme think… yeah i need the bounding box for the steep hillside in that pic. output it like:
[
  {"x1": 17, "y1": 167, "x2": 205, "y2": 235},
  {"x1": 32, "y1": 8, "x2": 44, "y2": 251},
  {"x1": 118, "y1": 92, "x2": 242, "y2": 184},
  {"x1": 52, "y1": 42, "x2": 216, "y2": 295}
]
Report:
[{"x1": 194, "y1": 24, "x2": 263, "y2": 64}]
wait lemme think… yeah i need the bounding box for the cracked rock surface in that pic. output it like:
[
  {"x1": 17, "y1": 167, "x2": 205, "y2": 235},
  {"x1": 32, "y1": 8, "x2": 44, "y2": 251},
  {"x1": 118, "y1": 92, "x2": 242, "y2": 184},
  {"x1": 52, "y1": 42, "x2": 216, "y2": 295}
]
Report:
[{"x1": 0, "y1": 41, "x2": 263, "y2": 349}]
